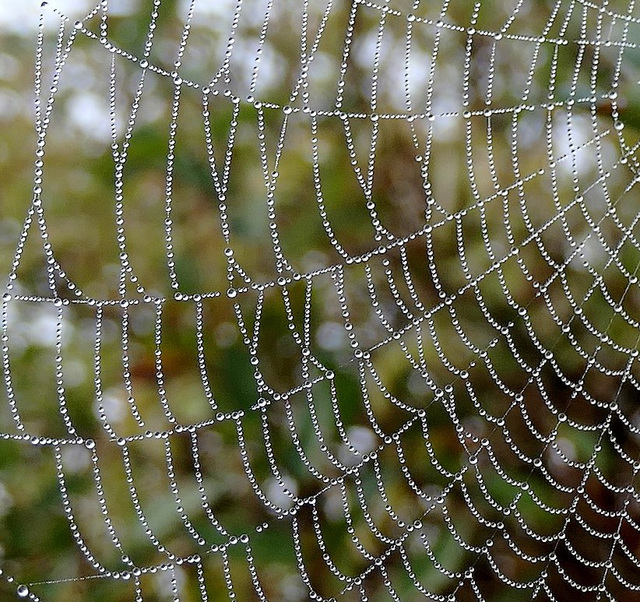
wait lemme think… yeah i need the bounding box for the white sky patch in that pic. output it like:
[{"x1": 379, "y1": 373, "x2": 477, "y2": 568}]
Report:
[
  {"x1": 0, "y1": 0, "x2": 138, "y2": 33},
  {"x1": 178, "y1": 0, "x2": 237, "y2": 20},
  {"x1": 553, "y1": 111, "x2": 596, "y2": 175},
  {"x1": 266, "y1": 474, "x2": 297, "y2": 510},
  {"x1": 316, "y1": 321, "x2": 346, "y2": 350},
  {"x1": 24, "y1": 307, "x2": 60, "y2": 347},
  {"x1": 0, "y1": 0, "x2": 88, "y2": 33},
  {"x1": 95, "y1": 387, "x2": 127, "y2": 423},
  {"x1": 348, "y1": 425, "x2": 377, "y2": 454},
  {"x1": 61, "y1": 444, "x2": 91, "y2": 473},
  {"x1": 66, "y1": 91, "x2": 113, "y2": 141}
]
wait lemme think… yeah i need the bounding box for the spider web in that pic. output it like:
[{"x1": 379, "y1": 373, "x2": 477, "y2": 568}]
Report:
[{"x1": 2, "y1": 0, "x2": 640, "y2": 599}]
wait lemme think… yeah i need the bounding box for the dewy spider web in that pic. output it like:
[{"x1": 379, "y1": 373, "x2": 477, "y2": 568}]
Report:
[{"x1": 2, "y1": 0, "x2": 640, "y2": 599}]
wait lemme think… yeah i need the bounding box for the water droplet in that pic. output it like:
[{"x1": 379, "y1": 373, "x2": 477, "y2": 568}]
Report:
[{"x1": 17, "y1": 585, "x2": 29, "y2": 598}]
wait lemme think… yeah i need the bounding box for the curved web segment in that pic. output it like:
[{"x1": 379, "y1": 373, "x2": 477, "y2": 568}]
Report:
[{"x1": 2, "y1": 0, "x2": 640, "y2": 600}]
